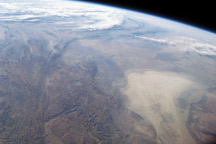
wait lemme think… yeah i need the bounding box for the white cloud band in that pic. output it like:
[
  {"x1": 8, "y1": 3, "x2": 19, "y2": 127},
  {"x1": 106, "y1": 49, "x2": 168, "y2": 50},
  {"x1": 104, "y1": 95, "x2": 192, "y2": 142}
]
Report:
[{"x1": 0, "y1": 0, "x2": 125, "y2": 30}]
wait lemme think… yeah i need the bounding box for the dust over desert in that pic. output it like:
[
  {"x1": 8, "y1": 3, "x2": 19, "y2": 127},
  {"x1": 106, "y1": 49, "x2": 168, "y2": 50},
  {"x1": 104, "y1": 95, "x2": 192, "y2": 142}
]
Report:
[
  {"x1": 122, "y1": 71, "x2": 204, "y2": 144},
  {"x1": 1, "y1": 1, "x2": 216, "y2": 143}
]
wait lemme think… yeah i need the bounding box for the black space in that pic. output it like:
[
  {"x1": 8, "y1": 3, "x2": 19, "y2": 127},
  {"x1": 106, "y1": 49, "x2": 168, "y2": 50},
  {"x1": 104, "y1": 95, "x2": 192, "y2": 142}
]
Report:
[{"x1": 80, "y1": 0, "x2": 216, "y2": 34}]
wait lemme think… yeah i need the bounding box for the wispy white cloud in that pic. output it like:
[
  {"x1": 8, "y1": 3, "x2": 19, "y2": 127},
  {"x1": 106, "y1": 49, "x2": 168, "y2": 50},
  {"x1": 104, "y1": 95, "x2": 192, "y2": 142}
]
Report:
[
  {"x1": 135, "y1": 36, "x2": 171, "y2": 44},
  {"x1": 0, "y1": 15, "x2": 43, "y2": 21},
  {"x1": 192, "y1": 42, "x2": 216, "y2": 56},
  {"x1": 0, "y1": 0, "x2": 125, "y2": 30},
  {"x1": 136, "y1": 36, "x2": 216, "y2": 56}
]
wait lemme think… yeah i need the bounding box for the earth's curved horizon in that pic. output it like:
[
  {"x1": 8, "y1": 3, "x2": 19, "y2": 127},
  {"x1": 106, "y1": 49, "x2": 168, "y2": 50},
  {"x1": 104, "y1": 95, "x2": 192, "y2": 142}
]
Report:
[{"x1": 0, "y1": 0, "x2": 216, "y2": 144}]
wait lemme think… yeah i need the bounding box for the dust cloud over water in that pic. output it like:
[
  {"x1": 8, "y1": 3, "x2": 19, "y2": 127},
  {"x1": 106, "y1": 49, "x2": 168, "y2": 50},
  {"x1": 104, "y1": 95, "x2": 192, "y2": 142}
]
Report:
[{"x1": 122, "y1": 71, "x2": 203, "y2": 144}]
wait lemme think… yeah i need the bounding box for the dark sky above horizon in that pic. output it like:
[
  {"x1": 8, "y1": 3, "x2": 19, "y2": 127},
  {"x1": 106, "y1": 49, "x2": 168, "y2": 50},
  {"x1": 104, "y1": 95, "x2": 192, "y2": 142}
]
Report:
[{"x1": 80, "y1": 0, "x2": 216, "y2": 33}]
